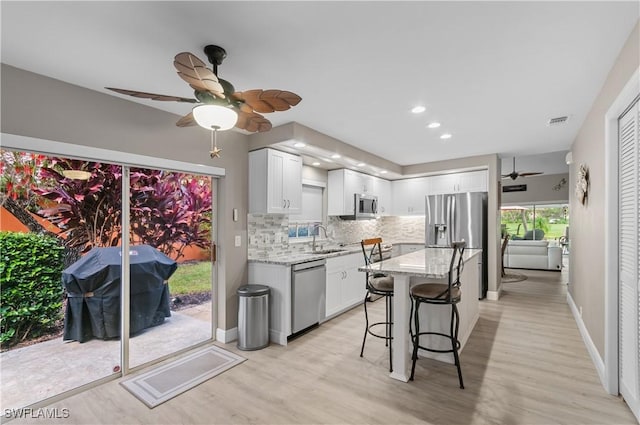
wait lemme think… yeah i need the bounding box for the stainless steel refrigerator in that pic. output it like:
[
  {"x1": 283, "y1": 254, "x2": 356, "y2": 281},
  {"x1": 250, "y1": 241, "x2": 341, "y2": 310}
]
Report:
[{"x1": 425, "y1": 192, "x2": 488, "y2": 299}]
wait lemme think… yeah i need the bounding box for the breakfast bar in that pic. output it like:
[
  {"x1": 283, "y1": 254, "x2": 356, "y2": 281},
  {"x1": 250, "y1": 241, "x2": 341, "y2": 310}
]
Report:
[{"x1": 360, "y1": 247, "x2": 482, "y2": 382}]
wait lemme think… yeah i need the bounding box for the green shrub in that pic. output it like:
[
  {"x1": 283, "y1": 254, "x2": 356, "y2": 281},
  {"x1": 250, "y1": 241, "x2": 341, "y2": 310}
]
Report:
[{"x1": 0, "y1": 232, "x2": 65, "y2": 348}]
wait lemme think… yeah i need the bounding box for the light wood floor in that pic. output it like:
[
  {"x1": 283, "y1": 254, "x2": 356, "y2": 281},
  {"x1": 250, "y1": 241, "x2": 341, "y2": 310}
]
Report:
[{"x1": 9, "y1": 268, "x2": 637, "y2": 424}]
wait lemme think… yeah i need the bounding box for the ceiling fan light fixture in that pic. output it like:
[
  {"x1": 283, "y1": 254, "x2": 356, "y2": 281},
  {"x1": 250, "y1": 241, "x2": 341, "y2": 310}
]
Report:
[
  {"x1": 62, "y1": 170, "x2": 92, "y2": 180},
  {"x1": 192, "y1": 104, "x2": 238, "y2": 131}
]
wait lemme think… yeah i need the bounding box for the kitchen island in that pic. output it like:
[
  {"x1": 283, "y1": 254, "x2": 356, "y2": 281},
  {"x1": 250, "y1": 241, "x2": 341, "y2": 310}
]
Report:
[{"x1": 359, "y1": 247, "x2": 482, "y2": 382}]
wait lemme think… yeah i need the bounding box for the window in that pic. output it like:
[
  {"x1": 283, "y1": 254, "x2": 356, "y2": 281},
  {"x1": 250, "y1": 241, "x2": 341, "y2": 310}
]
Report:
[
  {"x1": 289, "y1": 183, "x2": 323, "y2": 239},
  {"x1": 501, "y1": 203, "x2": 569, "y2": 241}
]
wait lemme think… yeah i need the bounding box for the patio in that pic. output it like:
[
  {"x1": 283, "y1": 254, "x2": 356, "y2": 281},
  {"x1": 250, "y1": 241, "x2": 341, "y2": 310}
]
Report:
[{"x1": 0, "y1": 303, "x2": 212, "y2": 412}]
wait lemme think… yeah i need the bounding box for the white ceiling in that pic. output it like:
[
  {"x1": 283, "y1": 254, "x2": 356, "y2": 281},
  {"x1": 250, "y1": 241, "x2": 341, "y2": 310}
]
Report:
[{"x1": 2, "y1": 1, "x2": 638, "y2": 172}]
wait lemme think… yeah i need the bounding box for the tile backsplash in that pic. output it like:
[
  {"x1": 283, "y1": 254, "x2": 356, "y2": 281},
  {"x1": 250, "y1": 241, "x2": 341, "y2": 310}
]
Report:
[
  {"x1": 248, "y1": 214, "x2": 426, "y2": 258},
  {"x1": 379, "y1": 216, "x2": 425, "y2": 243}
]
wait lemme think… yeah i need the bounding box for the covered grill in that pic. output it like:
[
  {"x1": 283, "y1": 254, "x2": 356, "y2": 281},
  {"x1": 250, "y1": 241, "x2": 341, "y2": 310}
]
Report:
[{"x1": 62, "y1": 245, "x2": 177, "y2": 342}]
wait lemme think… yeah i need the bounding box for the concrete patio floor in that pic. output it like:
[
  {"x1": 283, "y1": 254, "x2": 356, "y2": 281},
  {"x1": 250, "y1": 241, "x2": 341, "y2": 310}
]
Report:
[{"x1": 0, "y1": 303, "x2": 212, "y2": 412}]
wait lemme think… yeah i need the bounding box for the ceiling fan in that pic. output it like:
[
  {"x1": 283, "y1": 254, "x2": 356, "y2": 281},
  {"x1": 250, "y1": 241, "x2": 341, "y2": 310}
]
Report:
[
  {"x1": 105, "y1": 44, "x2": 302, "y2": 134},
  {"x1": 502, "y1": 157, "x2": 544, "y2": 180}
]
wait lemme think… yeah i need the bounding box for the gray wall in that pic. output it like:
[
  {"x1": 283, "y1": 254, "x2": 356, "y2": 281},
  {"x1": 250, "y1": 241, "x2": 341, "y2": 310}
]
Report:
[
  {"x1": 501, "y1": 173, "x2": 569, "y2": 205},
  {"x1": 569, "y1": 21, "x2": 639, "y2": 359},
  {"x1": 1, "y1": 64, "x2": 249, "y2": 330}
]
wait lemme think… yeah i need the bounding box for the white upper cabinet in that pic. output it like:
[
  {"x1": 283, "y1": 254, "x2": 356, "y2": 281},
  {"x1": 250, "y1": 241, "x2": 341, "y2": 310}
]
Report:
[
  {"x1": 391, "y1": 177, "x2": 429, "y2": 215},
  {"x1": 372, "y1": 176, "x2": 391, "y2": 216},
  {"x1": 427, "y1": 170, "x2": 488, "y2": 195},
  {"x1": 328, "y1": 169, "x2": 389, "y2": 216},
  {"x1": 249, "y1": 148, "x2": 302, "y2": 214}
]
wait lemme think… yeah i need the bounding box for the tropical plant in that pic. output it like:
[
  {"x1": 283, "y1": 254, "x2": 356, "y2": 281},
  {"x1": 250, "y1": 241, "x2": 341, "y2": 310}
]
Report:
[
  {"x1": 32, "y1": 160, "x2": 211, "y2": 259},
  {"x1": 34, "y1": 160, "x2": 123, "y2": 251},
  {"x1": 129, "y1": 170, "x2": 212, "y2": 259},
  {"x1": 0, "y1": 232, "x2": 65, "y2": 348},
  {"x1": 0, "y1": 150, "x2": 53, "y2": 211}
]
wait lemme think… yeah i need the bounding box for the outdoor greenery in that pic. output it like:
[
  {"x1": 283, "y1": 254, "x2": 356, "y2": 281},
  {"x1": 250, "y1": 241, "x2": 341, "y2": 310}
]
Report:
[
  {"x1": 1, "y1": 150, "x2": 213, "y2": 260},
  {"x1": 0, "y1": 232, "x2": 65, "y2": 348},
  {"x1": 1, "y1": 151, "x2": 214, "y2": 347},
  {"x1": 168, "y1": 262, "x2": 212, "y2": 296},
  {"x1": 501, "y1": 205, "x2": 569, "y2": 240}
]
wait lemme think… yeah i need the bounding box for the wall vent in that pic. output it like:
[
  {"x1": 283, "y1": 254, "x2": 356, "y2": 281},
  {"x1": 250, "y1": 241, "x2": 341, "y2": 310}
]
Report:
[{"x1": 547, "y1": 116, "x2": 569, "y2": 126}]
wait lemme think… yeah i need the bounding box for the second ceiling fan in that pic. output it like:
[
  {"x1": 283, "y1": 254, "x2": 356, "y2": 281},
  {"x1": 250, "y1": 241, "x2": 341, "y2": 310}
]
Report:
[{"x1": 502, "y1": 157, "x2": 544, "y2": 180}]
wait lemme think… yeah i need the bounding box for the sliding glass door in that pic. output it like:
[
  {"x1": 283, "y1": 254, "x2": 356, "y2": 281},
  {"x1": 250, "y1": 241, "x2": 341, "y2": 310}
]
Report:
[
  {"x1": 1, "y1": 146, "x2": 218, "y2": 412},
  {"x1": 1, "y1": 151, "x2": 122, "y2": 411},
  {"x1": 128, "y1": 167, "x2": 214, "y2": 368}
]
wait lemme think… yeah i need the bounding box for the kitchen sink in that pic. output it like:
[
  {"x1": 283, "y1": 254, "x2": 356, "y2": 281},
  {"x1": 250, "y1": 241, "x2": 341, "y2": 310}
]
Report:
[{"x1": 309, "y1": 249, "x2": 348, "y2": 255}]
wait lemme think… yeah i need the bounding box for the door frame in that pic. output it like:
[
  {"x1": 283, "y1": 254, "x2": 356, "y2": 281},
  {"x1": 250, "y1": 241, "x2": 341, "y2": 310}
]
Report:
[
  {"x1": 1, "y1": 132, "x2": 225, "y2": 373},
  {"x1": 603, "y1": 66, "x2": 639, "y2": 395}
]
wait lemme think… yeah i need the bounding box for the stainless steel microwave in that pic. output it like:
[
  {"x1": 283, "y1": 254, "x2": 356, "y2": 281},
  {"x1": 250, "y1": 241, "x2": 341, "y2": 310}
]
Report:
[{"x1": 354, "y1": 193, "x2": 378, "y2": 219}]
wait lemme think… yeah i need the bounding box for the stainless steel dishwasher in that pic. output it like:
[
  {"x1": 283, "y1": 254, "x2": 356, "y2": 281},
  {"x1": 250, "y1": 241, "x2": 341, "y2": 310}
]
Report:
[{"x1": 291, "y1": 259, "x2": 326, "y2": 335}]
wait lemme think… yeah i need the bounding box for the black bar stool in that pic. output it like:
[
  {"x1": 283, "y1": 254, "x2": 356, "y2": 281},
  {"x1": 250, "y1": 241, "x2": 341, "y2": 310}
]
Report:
[
  {"x1": 360, "y1": 238, "x2": 394, "y2": 372},
  {"x1": 409, "y1": 241, "x2": 466, "y2": 388}
]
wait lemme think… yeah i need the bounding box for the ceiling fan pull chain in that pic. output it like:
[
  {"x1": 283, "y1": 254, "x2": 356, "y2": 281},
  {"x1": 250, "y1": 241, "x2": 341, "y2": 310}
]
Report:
[{"x1": 209, "y1": 125, "x2": 222, "y2": 158}]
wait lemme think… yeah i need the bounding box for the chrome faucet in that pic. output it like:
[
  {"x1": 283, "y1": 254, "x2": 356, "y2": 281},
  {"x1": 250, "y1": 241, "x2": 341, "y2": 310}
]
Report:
[{"x1": 312, "y1": 224, "x2": 328, "y2": 252}]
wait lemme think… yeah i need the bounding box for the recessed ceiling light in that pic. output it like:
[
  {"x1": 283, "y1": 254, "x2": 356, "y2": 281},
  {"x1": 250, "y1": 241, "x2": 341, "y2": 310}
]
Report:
[
  {"x1": 411, "y1": 105, "x2": 426, "y2": 114},
  {"x1": 294, "y1": 142, "x2": 306, "y2": 148},
  {"x1": 331, "y1": 154, "x2": 341, "y2": 159},
  {"x1": 380, "y1": 170, "x2": 388, "y2": 174},
  {"x1": 322, "y1": 158, "x2": 333, "y2": 163},
  {"x1": 427, "y1": 122, "x2": 441, "y2": 129},
  {"x1": 357, "y1": 162, "x2": 366, "y2": 167},
  {"x1": 312, "y1": 161, "x2": 320, "y2": 166},
  {"x1": 440, "y1": 133, "x2": 452, "y2": 139}
]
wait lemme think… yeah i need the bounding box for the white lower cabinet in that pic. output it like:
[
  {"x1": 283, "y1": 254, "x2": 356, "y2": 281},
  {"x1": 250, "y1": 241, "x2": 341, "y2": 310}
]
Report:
[
  {"x1": 324, "y1": 253, "x2": 366, "y2": 319},
  {"x1": 248, "y1": 262, "x2": 292, "y2": 346},
  {"x1": 325, "y1": 269, "x2": 343, "y2": 317}
]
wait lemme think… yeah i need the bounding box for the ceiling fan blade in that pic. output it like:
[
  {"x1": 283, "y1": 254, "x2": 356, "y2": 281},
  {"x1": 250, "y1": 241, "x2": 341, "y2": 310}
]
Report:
[
  {"x1": 176, "y1": 112, "x2": 197, "y2": 127},
  {"x1": 232, "y1": 89, "x2": 301, "y2": 113},
  {"x1": 105, "y1": 87, "x2": 198, "y2": 103},
  {"x1": 174, "y1": 52, "x2": 225, "y2": 98},
  {"x1": 518, "y1": 172, "x2": 544, "y2": 177},
  {"x1": 235, "y1": 110, "x2": 272, "y2": 133}
]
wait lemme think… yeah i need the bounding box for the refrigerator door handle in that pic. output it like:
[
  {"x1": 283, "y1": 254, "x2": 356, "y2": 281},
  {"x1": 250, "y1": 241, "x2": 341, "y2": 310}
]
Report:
[{"x1": 447, "y1": 195, "x2": 454, "y2": 246}]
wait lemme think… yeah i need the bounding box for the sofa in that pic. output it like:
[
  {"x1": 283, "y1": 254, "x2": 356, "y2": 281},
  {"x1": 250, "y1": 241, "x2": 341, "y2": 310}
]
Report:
[{"x1": 503, "y1": 240, "x2": 562, "y2": 271}]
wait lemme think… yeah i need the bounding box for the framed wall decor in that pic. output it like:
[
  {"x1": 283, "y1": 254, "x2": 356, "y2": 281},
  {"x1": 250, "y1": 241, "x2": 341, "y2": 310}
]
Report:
[{"x1": 576, "y1": 163, "x2": 590, "y2": 205}]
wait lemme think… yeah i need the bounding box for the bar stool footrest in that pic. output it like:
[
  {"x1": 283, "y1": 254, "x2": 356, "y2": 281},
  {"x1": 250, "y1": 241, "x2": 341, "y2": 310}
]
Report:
[
  {"x1": 367, "y1": 321, "x2": 394, "y2": 341},
  {"x1": 412, "y1": 331, "x2": 460, "y2": 353}
]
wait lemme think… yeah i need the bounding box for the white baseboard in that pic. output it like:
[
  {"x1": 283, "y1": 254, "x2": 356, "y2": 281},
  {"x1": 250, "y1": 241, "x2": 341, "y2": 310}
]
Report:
[
  {"x1": 567, "y1": 292, "x2": 607, "y2": 389},
  {"x1": 216, "y1": 327, "x2": 238, "y2": 344},
  {"x1": 486, "y1": 290, "x2": 500, "y2": 301}
]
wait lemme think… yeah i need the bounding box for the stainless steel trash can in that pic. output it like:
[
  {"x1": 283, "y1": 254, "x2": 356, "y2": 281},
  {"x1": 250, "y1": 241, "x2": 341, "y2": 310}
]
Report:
[{"x1": 237, "y1": 284, "x2": 270, "y2": 351}]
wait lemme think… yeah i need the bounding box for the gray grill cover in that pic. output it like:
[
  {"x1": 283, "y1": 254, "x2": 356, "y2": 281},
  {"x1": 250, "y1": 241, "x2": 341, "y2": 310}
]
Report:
[{"x1": 62, "y1": 245, "x2": 177, "y2": 342}]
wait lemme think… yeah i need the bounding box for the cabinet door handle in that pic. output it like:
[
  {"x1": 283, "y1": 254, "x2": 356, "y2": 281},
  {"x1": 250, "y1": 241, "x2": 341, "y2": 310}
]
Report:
[
  {"x1": 282, "y1": 199, "x2": 286, "y2": 208},
  {"x1": 288, "y1": 200, "x2": 291, "y2": 208}
]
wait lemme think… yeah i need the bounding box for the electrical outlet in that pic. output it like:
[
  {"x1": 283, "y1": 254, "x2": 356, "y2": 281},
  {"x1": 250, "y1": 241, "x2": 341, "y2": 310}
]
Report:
[
  {"x1": 235, "y1": 235, "x2": 241, "y2": 247},
  {"x1": 579, "y1": 306, "x2": 583, "y2": 316}
]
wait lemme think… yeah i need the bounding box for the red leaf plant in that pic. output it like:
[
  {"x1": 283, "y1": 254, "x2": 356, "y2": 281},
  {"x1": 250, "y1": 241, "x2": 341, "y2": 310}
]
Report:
[{"x1": 31, "y1": 158, "x2": 212, "y2": 260}]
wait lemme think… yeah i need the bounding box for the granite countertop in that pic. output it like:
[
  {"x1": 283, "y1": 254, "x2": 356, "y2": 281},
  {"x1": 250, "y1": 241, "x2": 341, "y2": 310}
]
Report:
[
  {"x1": 359, "y1": 247, "x2": 482, "y2": 278},
  {"x1": 248, "y1": 245, "x2": 363, "y2": 266},
  {"x1": 248, "y1": 241, "x2": 427, "y2": 266}
]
